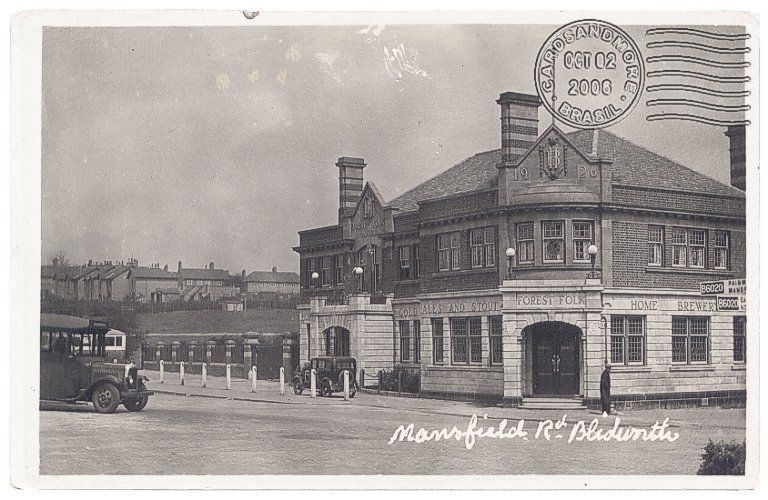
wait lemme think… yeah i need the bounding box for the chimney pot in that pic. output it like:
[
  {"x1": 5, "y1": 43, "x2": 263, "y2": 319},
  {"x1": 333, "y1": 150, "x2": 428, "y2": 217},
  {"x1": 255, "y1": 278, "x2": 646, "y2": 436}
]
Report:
[
  {"x1": 178, "y1": 261, "x2": 182, "y2": 273},
  {"x1": 272, "y1": 266, "x2": 277, "y2": 273},
  {"x1": 496, "y1": 92, "x2": 542, "y2": 167},
  {"x1": 209, "y1": 261, "x2": 214, "y2": 270}
]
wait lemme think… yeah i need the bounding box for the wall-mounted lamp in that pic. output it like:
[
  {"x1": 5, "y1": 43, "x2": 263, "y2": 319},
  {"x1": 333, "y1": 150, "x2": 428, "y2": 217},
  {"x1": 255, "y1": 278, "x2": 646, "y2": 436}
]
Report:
[
  {"x1": 587, "y1": 244, "x2": 600, "y2": 279},
  {"x1": 505, "y1": 247, "x2": 516, "y2": 280}
]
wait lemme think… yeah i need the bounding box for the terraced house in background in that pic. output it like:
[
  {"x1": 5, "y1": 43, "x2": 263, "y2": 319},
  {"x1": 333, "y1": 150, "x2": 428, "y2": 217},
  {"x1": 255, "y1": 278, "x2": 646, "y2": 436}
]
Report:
[{"x1": 294, "y1": 91, "x2": 747, "y2": 409}]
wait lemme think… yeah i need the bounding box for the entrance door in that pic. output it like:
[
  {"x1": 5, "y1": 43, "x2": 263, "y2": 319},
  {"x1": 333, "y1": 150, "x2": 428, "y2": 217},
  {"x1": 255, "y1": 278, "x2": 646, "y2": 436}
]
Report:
[{"x1": 532, "y1": 324, "x2": 580, "y2": 395}]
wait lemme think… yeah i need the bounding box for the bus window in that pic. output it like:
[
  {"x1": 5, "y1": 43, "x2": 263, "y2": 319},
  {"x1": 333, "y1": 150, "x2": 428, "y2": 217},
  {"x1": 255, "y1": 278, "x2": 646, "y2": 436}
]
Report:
[{"x1": 41, "y1": 331, "x2": 51, "y2": 352}]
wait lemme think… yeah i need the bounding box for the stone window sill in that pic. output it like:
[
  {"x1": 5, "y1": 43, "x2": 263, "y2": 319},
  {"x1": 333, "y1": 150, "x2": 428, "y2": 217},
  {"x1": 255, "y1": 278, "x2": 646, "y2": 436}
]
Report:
[
  {"x1": 432, "y1": 267, "x2": 497, "y2": 278},
  {"x1": 669, "y1": 364, "x2": 715, "y2": 372},
  {"x1": 731, "y1": 364, "x2": 746, "y2": 371},
  {"x1": 425, "y1": 365, "x2": 503, "y2": 373},
  {"x1": 646, "y1": 267, "x2": 735, "y2": 276},
  {"x1": 611, "y1": 365, "x2": 652, "y2": 373}
]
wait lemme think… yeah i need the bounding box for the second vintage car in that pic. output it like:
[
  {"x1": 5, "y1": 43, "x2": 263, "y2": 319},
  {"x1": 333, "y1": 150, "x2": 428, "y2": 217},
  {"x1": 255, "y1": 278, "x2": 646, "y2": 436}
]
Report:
[{"x1": 292, "y1": 356, "x2": 359, "y2": 397}]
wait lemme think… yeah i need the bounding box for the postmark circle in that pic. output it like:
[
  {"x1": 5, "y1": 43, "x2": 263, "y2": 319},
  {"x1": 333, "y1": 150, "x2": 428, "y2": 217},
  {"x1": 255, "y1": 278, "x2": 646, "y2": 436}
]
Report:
[{"x1": 534, "y1": 19, "x2": 645, "y2": 129}]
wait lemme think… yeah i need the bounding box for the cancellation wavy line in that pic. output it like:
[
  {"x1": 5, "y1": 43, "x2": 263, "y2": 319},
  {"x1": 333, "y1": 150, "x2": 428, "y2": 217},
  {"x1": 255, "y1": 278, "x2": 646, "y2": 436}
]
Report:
[
  {"x1": 646, "y1": 84, "x2": 750, "y2": 98},
  {"x1": 647, "y1": 70, "x2": 750, "y2": 84},
  {"x1": 646, "y1": 41, "x2": 750, "y2": 54},
  {"x1": 646, "y1": 99, "x2": 750, "y2": 112},
  {"x1": 645, "y1": 55, "x2": 749, "y2": 69},
  {"x1": 646, "y1": 113, "x2": 750, "y2": 126},
  {"x1": 645, "y1": 27, "x2": 750, "y2": 41}
]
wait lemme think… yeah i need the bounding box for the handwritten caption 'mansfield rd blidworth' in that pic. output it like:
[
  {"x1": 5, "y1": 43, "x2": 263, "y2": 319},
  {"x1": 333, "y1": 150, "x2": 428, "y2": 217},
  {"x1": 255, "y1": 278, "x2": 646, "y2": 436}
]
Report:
[{"x1": 388, "y1": 414, "x2": 679, "y2": 450}]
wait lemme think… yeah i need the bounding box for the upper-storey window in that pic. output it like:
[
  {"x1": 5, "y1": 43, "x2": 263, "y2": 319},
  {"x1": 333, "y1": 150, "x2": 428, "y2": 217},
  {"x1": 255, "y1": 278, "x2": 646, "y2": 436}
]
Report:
[
  {"x1": 713, "y1": 231, "x2": 730, "y2": 270},
  {"x1": 321, "y1": 256, "x2": 332, "y2": 286},
  {"x1": 334, "y1": 255, "x2": 344, "y2": 284},
  {"x1": 516, "y1": 223, "x2": 534, "y2": 264},
  {"x1": 542, "y1": 221, "x2": 565, "y2": 263},
  {"x1": 398, "y1": 246, "x2": 411, "y2": 280},
  {"x1": 648, "y1": 225, "x2": 664, "y2": 266},
  {"x1": 671, "y1": 228, "x2": 687, "y2": 267},
  {"x1": 572, "y1": 221, "x2": 593, "y2": 262},
  {"x1": 438, "y1": 232, "x2": 461, "y2": 271},
  {"x1": 470, "y1": 227, "x2": 497, "y2": 269},
  {"x1": 688, "y1": 229, "x2": 706, "y2": 269},
  {"x1": 413, "y1": 244, "x2": 420, "y2": 278}
]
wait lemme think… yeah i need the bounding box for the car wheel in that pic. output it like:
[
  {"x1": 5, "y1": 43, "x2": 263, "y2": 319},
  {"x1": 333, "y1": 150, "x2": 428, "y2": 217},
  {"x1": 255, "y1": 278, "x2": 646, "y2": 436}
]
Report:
[
  {"x1": 293, "y1": 380, "x2": 303, "y2": 395},
  {"x1": 91, "y1": 382, "x2": 120, "y2": 414},
  {"x1": 124, "y1": 382, "x2": 149, "y2": 412},
  {"x1": 349, "y1": 386, "x2": 357, "y2": 398},
  {"x1": 320, "y1": 380, "x2": 333, "y2": 397}
]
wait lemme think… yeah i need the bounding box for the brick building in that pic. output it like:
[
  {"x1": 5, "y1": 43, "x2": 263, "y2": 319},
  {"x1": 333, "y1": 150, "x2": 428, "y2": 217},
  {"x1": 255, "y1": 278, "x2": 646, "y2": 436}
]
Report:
[
  {"x1": 293, "y1": 91, "x2": 747, "y2": 408},
  {"x1": 244, "y1": 266, "x2": 300, "y2": 295}
]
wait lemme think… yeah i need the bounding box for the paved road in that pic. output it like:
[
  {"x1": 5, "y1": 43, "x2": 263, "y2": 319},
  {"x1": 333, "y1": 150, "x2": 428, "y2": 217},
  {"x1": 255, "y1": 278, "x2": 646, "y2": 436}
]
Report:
[{"x1": 40, "y1": 387, "x2": 745, "y2": 475}]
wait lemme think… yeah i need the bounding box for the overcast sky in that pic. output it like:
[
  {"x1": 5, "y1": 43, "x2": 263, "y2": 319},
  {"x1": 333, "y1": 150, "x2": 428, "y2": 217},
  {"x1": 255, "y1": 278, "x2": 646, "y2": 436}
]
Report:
[{"x1": 42, "y1": 24, "x2": 745, "y2": 274}]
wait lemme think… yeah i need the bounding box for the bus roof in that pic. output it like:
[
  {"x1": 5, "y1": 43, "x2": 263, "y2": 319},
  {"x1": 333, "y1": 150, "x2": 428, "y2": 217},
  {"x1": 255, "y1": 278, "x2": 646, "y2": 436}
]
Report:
[{"x1": 40, "y1": 313, "x2": 109, "y2": 334}]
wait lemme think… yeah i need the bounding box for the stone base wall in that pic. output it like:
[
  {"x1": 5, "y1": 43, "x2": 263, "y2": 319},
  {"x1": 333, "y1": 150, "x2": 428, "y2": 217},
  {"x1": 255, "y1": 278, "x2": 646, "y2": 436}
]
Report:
[{"x1": 585, "y1": 390, "x2": 746, "y2": 410}]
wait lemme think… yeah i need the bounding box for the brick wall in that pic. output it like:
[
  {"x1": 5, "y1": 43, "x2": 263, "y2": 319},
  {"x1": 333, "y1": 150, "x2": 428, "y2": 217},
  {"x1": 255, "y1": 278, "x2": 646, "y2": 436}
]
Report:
[
  {"x1": 613, "y1": 186, "x2": 745, "y2": 217},
  {"x1": 612, "y1": 221, "x2": 746, "y2": 289}
]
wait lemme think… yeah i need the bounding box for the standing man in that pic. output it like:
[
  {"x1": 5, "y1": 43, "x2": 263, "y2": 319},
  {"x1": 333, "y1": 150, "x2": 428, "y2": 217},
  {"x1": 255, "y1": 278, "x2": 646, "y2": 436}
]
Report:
[{"x1": 600, "y1": 362, "x2": 611, "y2": 416}]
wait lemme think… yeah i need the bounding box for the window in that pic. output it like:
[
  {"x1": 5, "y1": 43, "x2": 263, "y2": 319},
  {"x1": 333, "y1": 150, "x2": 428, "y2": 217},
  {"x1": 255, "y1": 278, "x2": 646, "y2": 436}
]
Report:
[
  {"x1": 516, "y1": 223, "x2": 534, "y2": 264},
  {"x1": 432, "y1": 318, "x2": 444, "y2": 363},
  {"x1": 372, "y1": 245, "x2": 382, "y2": 291},
  {"x1": 542, "y1": 221, "x2": 565, "y2": 263},
  {"x1": 572, "y1": 222, "x2": 593, "y2": 262},
  {"x1": 485, "y1": 228, "x2": 497, "y2": 267},
  {"x1": 671, "y1": 228, "x2": 687, "y2": 267},
  {"x1": 450, "y1": 317, "x2": 482, "y2": 364},
  {"x1": 610, "y1": 316, "x2": 645, "y2": 365},
  {"x1": 334, "y1": 255, "x2": 344, "y2": 284},
  {"x1": 713, "y1": 231, "x2": 730, "y2": 270},
  {"x1": 672, "y1": 317, "x2": 709, "y2": 364},
  {"x1": 413, "y1": 244, "x2": 420, "y2": 278},
  {"x1": 688, "y1": 229, "x2": 706, "y2": 268},
  {"x1": 321, "y1": 257, "x2": 332, "y2": 286},
  {"x1": 438, "y1": 232, "x2": 461, "y2": 271},
  {"x1": 413, "y1": 320, "x2": 421, "y2": 363},
  {"x1": 470, "y1": 227, "x2": 496, "y2": 268},
  {"x1": 489, "y1": 315, "x2": 503, "y2": 365},
  {"x1": 648, "y1": 225, "x2": 663, "y2": 266},
  {"x1": 399, "y1": 320, "x2": 410, "y2": 362},
  {"x1": 733, "y1": 316, "x2": 746, "y2": 362},
  {"x1": 398, "y1": 246, "x2": 411, "y2": 280}
]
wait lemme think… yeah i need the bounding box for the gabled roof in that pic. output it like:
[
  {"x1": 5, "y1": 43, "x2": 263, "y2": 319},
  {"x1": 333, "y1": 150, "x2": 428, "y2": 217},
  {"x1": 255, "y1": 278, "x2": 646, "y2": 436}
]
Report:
[
  {"x1": 569, "y1": 129, "x2": 745, "y2": 198},
  {"x1": 388, "y1": 149, "x2": 500, "y2": 212},
  {"x1": 103, "y1": 265, "x2": 130, "y2": 280},
  {"x1": 179, "y1": 268, "x2": 230, "y2": 281},
  {"x1": 128, "y1": 267, "x2": 179, "y2": 280},
  {"x1": 387, "y1": 129, "x2": 743, "y2": 213},
  {"x1": 244, "y1": 270, "x2": 300, "y2": 284}
]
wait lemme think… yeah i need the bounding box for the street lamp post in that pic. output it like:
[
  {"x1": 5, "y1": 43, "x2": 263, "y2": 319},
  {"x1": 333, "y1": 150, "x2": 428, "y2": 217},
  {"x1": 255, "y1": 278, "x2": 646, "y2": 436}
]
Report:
[
  {"x1": 310, "y1": 271, "x2": 320, "y2": 296},
  {"x1": 505, "y1": 247, "x2": 516, "y2": 280},
  {"x1": 353, "y1": 266, "x2": 364, "y2": 293},
  {"x1": 586, "y1": 244, "x2": 600, "y2": 279}
]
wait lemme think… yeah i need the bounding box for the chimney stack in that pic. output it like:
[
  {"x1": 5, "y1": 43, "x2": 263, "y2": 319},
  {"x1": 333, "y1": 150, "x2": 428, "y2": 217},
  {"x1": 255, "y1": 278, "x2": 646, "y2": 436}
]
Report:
[
  {"x1": 336, "y1": 156, "x2": 366, "y2": 221},
  {"x1": 178, "y1": 261, "x2": 182, "y2": 273},
  {"x1": 496, "y1": 92, "x2": 542, "y2": 167},
  {"x1": 725, "y1": 125, "x2": 746, "y2": 191},
  {"x1": 209, "y1": 261, "x2": 215, "y2": 270},
  {"x1": 272, "y1": 266, "x2": 277, "y2": 273}
]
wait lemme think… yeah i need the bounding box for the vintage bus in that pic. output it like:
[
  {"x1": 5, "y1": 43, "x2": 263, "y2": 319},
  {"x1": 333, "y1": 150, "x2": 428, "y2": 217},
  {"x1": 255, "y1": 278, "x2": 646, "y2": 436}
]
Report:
[{"x1": 40, "y1": 313, "x2": 153, "y2": 413}]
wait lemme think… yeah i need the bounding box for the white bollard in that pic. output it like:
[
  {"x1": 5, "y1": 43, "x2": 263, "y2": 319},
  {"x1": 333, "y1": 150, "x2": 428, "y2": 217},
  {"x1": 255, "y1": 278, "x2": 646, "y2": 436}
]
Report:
[
  {"x1": 279, "y1": 367, "x2": 285, "y2": 396},
  {"x1": 226, "y1": 363, "x2": 232, "y2": 390},
  {"x1": 159, "y1": 360, "x2": 164, "y2": 384},
  {"x1": 343, "y1": 369, "x2": 350, "y2": 401},
  {"x1": 179, "y1": 361, "x2": 185, "y2": 386},
  {"x1": 251, "y1": 366, "x2": 257, "y2": 393},
  {"x1": 201, "y1": 363, "x2": 207, "y2": 388},
  {"x1": 310, "y1": 368, "x2": 317, "y2": 398}
]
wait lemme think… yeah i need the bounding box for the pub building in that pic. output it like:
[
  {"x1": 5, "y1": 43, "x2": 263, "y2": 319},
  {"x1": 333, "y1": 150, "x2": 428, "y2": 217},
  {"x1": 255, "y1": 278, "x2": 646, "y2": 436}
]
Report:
[{"x1": 293, "y1": 91, "x2": 747, "y2": 409}]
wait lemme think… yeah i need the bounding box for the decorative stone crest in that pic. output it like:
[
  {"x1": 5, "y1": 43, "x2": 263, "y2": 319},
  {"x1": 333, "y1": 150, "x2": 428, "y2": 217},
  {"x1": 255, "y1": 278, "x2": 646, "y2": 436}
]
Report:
[{"x1": 539, "y1": 136, "x2": 568, "y2": 180}]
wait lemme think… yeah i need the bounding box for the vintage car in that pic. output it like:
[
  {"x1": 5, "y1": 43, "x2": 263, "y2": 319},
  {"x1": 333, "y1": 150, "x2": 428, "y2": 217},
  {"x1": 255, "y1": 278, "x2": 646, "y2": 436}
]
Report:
[
  {"x1": 292, "y1": 356, "x2": 359, "y2": 397},
  {"x1": 40, "y1": 313, "x2": 154, "y2": 413}
]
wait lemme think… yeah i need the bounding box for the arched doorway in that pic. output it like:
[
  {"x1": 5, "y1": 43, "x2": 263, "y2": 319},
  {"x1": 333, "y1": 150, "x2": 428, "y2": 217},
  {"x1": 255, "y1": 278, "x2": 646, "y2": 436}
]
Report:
[
  {"x1": 323, "y1": 326, "x2": 350, "y2": 357},
  {"x1": 524, "y1": 321, "x2": 581, "y2": 395}
]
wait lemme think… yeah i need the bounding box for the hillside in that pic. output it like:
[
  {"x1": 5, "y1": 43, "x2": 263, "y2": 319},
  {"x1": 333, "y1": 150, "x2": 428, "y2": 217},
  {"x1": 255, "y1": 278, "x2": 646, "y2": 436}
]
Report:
[{"x1": 136, "y1": 309, "x2": 299, "y2": 334}]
